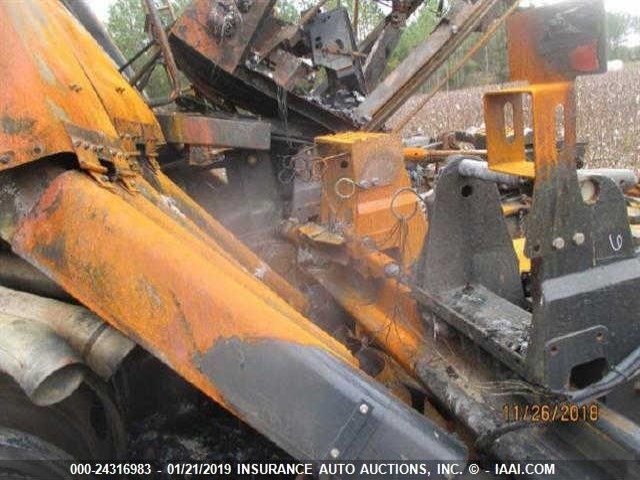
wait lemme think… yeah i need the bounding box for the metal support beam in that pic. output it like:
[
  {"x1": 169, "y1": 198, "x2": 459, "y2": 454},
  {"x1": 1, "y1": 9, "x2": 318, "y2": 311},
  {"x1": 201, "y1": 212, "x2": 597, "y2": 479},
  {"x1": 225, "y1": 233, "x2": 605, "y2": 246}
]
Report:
[{"x1": 356, "y1": 0, "x2": 515, "y2": 130}]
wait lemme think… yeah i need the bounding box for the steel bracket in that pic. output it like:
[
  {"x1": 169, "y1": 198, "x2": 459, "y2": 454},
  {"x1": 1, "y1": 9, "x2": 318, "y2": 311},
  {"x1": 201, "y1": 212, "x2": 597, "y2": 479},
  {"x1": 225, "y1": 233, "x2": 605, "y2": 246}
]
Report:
[{"x1": 64, "y1": 122, "x2": 141, "y2": 193}]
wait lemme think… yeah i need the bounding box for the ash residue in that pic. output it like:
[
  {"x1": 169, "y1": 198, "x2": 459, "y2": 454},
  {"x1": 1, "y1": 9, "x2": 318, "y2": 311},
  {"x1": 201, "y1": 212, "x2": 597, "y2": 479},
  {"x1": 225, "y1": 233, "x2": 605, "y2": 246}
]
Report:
[{"x1": 121, "y1": 351, "x2": 292, "y2": 477}]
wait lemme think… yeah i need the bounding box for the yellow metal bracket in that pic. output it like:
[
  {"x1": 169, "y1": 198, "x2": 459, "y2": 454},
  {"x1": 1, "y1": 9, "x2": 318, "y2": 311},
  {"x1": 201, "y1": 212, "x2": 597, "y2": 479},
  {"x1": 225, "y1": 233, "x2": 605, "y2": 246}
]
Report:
[{"x1": 484, "y1": 82, "x2": 575, "y2": 180}]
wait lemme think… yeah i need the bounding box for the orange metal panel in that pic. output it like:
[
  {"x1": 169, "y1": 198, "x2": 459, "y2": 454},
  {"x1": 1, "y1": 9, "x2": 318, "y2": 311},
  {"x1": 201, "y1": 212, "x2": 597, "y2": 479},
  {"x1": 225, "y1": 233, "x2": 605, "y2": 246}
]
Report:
[
  {"x1": 484, "y1": 82, "x2": 575, "y2": 180},
  {"x1": 9, "y1": 171, "x2": 354, "y2": 410},
  {"x1": 0, "y1": 0, "x2": 162, "y2": 170},
  {"x1": 507, "y1": 1, "x2": 606, "y2": 84},
  {"x1": 318, "y1": 132, "x2": 427, "y2": 265}
]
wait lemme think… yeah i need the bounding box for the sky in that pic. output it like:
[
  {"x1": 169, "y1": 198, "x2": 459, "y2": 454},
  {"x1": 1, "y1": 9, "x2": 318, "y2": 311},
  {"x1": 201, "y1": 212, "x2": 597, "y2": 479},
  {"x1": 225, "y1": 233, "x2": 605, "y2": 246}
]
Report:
[{"x1": 89, "y1": 0, "x2": 640, "y2": 22}]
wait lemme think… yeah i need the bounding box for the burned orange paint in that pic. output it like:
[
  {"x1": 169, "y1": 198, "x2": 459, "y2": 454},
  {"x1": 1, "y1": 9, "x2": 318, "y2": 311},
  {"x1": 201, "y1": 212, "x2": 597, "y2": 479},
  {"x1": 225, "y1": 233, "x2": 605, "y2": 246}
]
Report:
[
  {"x1": 11, "y1": 170, "x2": 355, "y2": 410},
  {"x1": 316, "y1": 132, "x2": 427, "y2": 266},
  {"x1": 0, "y1": 0, "x2": 161, "y2": 170}
]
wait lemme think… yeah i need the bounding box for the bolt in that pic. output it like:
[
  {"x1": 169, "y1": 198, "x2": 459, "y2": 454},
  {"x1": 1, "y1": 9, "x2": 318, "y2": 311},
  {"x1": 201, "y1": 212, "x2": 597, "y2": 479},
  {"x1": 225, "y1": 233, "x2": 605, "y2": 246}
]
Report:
[
  {"x1": 358, "y1": 180, "x2": 371, "y2": 189},
  {"x1": 330, "y1": 448, "x2": 340, "y2": 459},
  {"x1": 83, "y1": 142, "x2": 90, "y2": 149},
  {"x1": 371, "y1": 177, "x2": 380, "y2": 186},
  {"x1": 383, "y1": 263, "x2": 400, "y2": 278},
  {"x1": 552, "y1": 237, "x2": 565, "y2": 250},
  {"x1": 359, "y1": 403, "x2": 369, "y2": 415},
  {"x1": 572, "y1": 232, "x2": 585, "y2": 245},
  {"x1": 451, "y1": 24, "x2": 458, "y2": 34},
  {"x1": 72, "y1": 139, "x2": 81, "y2": 148},
  {"x1": 247, "y1": 155, "x2": 258, "y2": 166},
  {"x1": 0, "y1": 154, "x2": 11, "y2": 165}
]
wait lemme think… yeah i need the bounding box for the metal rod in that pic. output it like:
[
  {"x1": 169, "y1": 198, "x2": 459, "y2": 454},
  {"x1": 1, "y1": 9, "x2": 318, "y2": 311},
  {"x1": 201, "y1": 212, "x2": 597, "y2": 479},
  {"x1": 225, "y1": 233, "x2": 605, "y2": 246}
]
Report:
[
  {"x1": 404, "y1": 147, "x2": 487, "y2": 162},
  {"x1": 458, "y1": 158, "x2": 521, "y2": 186},
  {"x1": 129, "y1": 47, "x2": 162, "y2": 87},
  {"x1": 119, "y1": 38, "x2": 156, "y2": 73},
  {"x1": 142, "y1": 0, "x2": 181, "y2": 106},
  {"x1": 392, "y1": 0, "x2": 521, "y2": 133},
  {"x1": 353, "y1": 0, "x2": 360, "y2": 39}
]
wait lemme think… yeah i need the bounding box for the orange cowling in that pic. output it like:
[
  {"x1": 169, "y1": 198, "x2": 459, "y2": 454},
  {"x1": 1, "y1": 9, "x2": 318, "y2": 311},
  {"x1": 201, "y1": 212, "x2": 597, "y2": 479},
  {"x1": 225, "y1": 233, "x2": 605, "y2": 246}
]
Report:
[
  {"x1": 3, "y1": 166, "x2": 468, "y2": 462},
  {"x1": 0, "y1": 0, "x2": 305, "y2": 311},
  {"x1": 9, "y1": 168, "x2": 356, "y2": 412}
]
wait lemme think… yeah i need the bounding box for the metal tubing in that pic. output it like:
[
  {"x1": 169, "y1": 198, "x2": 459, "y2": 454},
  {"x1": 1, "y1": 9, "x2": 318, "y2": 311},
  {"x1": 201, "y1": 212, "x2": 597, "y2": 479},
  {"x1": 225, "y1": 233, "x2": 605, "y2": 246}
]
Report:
[
  {"x1": 579, "y1": 169, "x2": 638, "y2": 192},
  {"x1": 0, "y1": 252, "x2": 70, "y2": 300},
  {"x1": 458, "y1": 158, "x2": 521, "y2": 186},
  {"x1": 356, "y1": 0, "x2": 516, "y2": 130},
  {"x1": 0, "y1": 167, "x2": 465, "y2": 463},
  {"x1": 0, "y1": 313, "x2": 84, "y2": 406},
  {"x1": 0, "y1": 286, "x2": 135, "y2": 380}
]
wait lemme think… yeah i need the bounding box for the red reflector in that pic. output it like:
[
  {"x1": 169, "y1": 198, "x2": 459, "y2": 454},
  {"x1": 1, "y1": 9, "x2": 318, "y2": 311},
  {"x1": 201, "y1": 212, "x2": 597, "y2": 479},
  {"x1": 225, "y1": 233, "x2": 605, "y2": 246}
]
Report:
[{"x1": 570, "y1": 42, "x2": 600, "y2": 72}]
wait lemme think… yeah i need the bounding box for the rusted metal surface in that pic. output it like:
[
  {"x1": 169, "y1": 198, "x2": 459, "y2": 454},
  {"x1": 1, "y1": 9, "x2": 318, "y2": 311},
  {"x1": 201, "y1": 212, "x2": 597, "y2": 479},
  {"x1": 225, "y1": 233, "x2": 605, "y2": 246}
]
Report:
[
  {"x1": 508, "y1": 0, "x2": 606, "y2": 84},
  {"x1": 254, "y1": 0, "x2": 328, "y2": 61},
  {"x1": 144, "y1": 169, "x2": 310, "y2": 312},
  {"x1": 0, "y1": 0, "x2": 162, "y2": 171},
  {"x1": 157, "y1": 113, "x2": 271, "y2": 150},
  {"x1": 356, "y1": 0, "x2": 516, "y2": 130},
  {"x1": 267, "y1": 49, "x2": 311, "y2": 91},
  {"x1": 61, "y1": 0, "x2": 135, "y2": 79},
  {"x1": 171, "y1": 0, "x2": 276, "y2": 74},
  {"x1": 141, "y1": 0, "x2": 181, "y2": 106},
  {"x1": 2, "y1": 166, "x2": 351, "y2": 403},
  {"x1": 0, "y1": 164, "x2": 467, "y2": 462},
  {"x1": 170, "y1": 36, "x2": 357, "y2": 135},
  {"x1": 360, "y1": 0, "x2": 423, "y2": 91}
]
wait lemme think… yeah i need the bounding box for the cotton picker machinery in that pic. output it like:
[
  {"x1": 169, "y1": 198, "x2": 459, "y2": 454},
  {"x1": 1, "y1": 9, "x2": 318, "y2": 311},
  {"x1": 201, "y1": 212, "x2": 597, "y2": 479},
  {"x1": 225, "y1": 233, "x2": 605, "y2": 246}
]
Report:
[{"x1": 0, "y1": 0, "x2": 639, "y2": 478}]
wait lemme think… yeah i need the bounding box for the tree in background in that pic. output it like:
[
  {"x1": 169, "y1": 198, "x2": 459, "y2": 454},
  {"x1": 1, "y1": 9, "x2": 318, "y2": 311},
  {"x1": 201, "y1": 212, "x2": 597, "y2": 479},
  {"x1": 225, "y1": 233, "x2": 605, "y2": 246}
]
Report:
[
  {"x1": 606, "y1": 11, "x2": 640, "y2": 61},
  {"x1": 107, "y1": 1, "x2": 640, "y2": 99},
  {"x1": 106, "y1": 0, "x2": 189, "y2": 98},
  {"x1": 276, "y1": 0, "x2": 383, "y2": 44},
  {"x1": 386, "y1": 1, "x2": 508, "y2": 92},
  {"x1": 386, "y1": 5, "x2": 438, "y2": 73}
]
